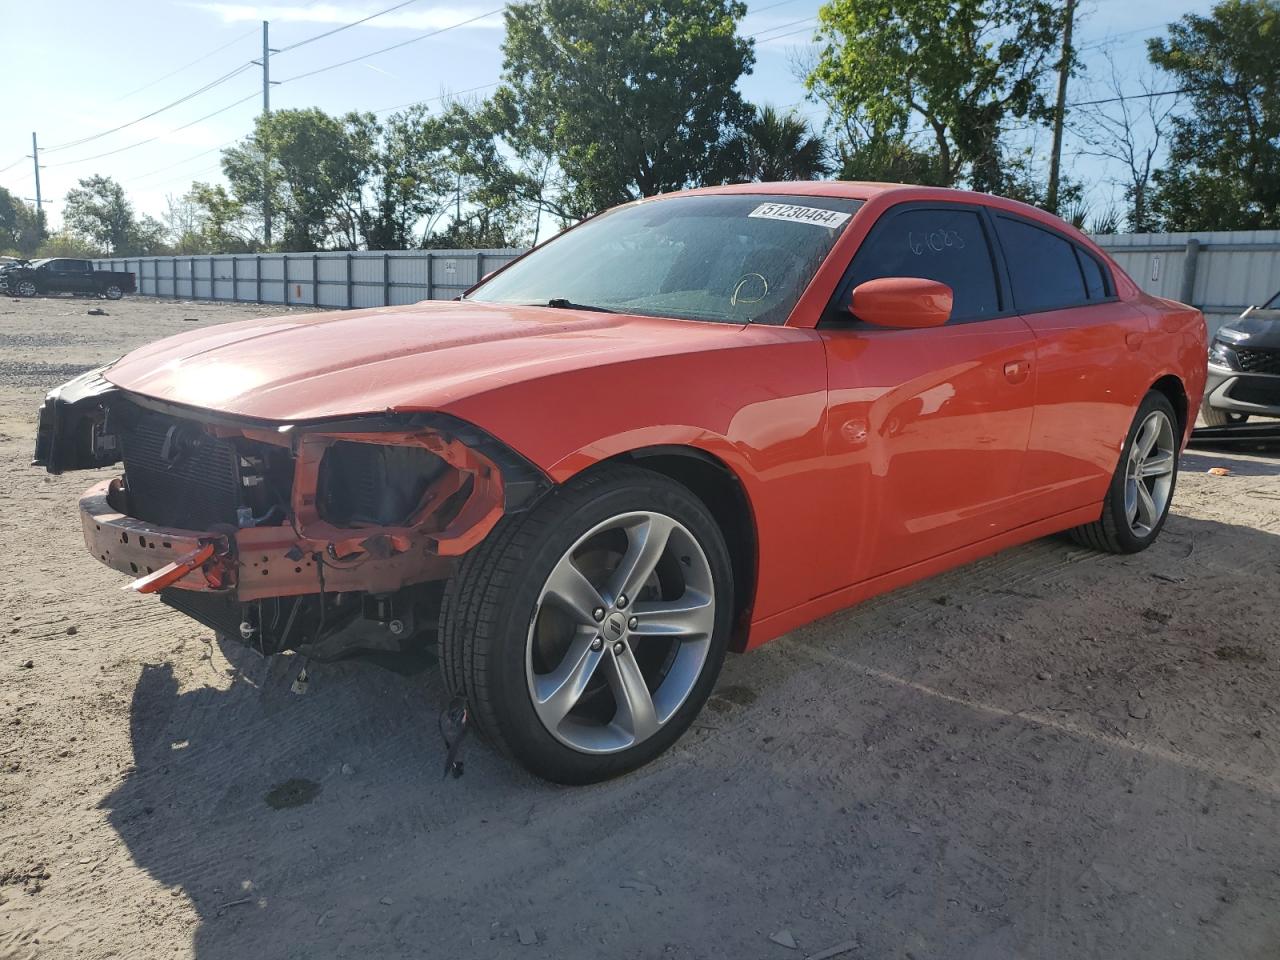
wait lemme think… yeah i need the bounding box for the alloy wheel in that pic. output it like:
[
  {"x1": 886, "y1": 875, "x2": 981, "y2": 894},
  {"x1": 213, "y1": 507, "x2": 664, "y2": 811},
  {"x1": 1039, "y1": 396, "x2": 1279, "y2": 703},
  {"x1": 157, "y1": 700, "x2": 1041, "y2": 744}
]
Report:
[
  {"x1": 1124, "y1": 409, "x2": 1176, "y2": 537},
  {"x1": 15, "y1": 280, "x2": 35, "y2": 297},
  {"x1": 525, "y1": 510, "x2": 716, "y2": 754}
]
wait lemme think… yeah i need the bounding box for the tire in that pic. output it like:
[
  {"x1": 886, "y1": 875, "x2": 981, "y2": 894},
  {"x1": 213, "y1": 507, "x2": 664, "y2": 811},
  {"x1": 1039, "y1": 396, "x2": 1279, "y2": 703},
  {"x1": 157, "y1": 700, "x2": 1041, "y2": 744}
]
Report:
[
  {"x1": 13, "y1": 279, "x2": 36, "y2": 298},
  {"x1": 1198, "y1": 397, "x2": 1247, "y2": 427},
  {"x1": 1070, "y1": 390, "x2": 1180, "y2": 554},
  {"x1": 439, "y1": 464, "x2": 734, "y2": 784},
  {"x1": 103, "y1": 284, "x2": 123, "y2": 300}
]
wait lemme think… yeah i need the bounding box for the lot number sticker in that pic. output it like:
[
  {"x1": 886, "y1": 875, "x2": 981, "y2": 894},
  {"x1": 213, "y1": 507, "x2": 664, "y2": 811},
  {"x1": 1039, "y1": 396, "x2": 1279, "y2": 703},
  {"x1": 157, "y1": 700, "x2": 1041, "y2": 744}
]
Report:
[{"x1": 749, "y1": 202, "x2": 851, "y2": 229}]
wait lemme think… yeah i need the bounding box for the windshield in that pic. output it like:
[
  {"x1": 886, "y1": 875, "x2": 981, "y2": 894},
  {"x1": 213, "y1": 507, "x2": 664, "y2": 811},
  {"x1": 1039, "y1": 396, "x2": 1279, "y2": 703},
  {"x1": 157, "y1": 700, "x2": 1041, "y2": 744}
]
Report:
[{"x1": 468, "y1": 193, "x2": 862, "y2": 325}]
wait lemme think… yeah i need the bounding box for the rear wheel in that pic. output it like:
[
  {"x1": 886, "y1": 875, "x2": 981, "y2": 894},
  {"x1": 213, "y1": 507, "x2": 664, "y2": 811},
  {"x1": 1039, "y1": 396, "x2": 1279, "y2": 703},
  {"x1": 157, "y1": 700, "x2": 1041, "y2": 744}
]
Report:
[
  {"x1": 1070, "y1": 391, "x2": 1179, "y2": 554},
  {"x1": 439, "y1": 464, "x2": 733, "y2": 784},
  {"x1": 103, "y1": 284, "x2": 123, "y2": 300}
]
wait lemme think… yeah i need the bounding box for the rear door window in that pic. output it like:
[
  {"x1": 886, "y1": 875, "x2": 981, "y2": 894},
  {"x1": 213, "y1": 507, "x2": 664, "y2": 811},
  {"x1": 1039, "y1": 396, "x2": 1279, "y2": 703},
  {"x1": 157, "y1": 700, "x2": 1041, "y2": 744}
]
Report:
[
  {"x1": 841, "y1": 206, "x2": 1001, "y2": 322},
  {"x1": 995, "y1": 216, "x2": 1089, "y2": 312}
]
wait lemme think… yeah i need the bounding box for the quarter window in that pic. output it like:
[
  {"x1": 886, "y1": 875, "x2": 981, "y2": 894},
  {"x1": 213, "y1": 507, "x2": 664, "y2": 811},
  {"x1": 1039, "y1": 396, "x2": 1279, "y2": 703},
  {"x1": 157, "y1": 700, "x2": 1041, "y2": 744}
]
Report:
[
  {"x1": 844, "y1": 207, "x2": 1001, "y2": 321},
  {"x1": 995, "y1": 216, "x2": 1088, "y2": 312},
  {"x1": 1075, "y1": 247, "x2": 1110, "y2": 300}
]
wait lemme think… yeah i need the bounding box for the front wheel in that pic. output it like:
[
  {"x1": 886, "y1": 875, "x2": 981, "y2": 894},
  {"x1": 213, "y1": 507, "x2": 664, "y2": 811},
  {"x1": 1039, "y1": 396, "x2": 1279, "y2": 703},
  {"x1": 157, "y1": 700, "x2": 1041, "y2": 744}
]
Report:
[
  {"x1": 13, "y1": 279, "x2": 36, "y2": 298},
  {"x1": 1198, "y1": 397, "x2": 1247, "y2": 427},
  {"x1": 1070, "y1": 390, "x2": 1180, "y2": 554},
  {"x1": 439, "y1": 464, "x2": 734, "y2": 784}
]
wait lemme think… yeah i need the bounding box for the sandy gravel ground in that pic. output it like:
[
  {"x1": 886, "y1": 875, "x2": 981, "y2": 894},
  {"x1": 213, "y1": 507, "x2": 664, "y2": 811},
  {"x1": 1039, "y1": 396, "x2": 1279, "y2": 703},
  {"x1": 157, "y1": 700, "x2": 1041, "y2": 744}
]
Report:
[{"x1": 0, "y1": 294, "x2": 1278, "y2": 960}]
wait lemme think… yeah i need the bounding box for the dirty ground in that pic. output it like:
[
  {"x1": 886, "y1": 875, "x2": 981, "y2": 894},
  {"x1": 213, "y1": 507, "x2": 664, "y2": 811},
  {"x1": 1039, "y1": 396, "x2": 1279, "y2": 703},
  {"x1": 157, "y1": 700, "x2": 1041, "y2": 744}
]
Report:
[{"x1": 1, "y1": 295, "x2": 1278, "y2": 959}]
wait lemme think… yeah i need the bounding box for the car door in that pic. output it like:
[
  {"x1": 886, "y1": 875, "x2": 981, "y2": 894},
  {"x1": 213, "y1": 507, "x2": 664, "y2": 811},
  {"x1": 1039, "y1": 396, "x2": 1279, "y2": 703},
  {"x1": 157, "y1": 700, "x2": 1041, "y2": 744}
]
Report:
[
  {"x1": 990, "y1": 214, "x2": 1152, "y2": 513},
  {"x1": 820, "y1": 202, "x2": 1040, "y2": 582},
  {"x1": 37, "y1": 260, "x2": 65, "y2": 293}
]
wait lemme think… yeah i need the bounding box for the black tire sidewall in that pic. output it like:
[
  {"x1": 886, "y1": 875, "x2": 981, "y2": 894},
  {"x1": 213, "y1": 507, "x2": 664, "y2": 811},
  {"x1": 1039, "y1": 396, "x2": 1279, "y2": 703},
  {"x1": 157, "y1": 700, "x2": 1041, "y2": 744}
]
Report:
[
  {"x1": 480, "y1": 469, "x2": 734, "y2": 784},
  {"x1": 1102, "y1": 391, "x2": 1180, "y2": 552}
]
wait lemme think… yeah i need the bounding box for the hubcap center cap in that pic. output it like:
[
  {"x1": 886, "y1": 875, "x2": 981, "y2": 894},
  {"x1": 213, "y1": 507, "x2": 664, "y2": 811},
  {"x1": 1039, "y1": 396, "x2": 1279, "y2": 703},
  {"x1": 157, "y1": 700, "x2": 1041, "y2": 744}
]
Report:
[{"x1": 604, "y1": 613, "x2": 627, "y2": 640}]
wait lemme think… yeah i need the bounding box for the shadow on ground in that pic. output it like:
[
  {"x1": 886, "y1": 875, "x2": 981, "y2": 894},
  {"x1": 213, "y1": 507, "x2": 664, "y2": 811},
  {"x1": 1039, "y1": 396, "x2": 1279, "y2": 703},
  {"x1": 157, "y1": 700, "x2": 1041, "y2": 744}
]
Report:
[{"x1": 102, "y1": 515, "x2": 1280, "y2": 960}]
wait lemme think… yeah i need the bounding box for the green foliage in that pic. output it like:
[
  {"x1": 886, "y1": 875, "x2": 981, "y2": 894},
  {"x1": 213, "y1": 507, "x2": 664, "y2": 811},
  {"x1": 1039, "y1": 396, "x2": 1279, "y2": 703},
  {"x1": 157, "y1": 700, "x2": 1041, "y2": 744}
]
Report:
[
  {"x1": 835, "y1": 132, "x2": 947, "y2": 185},
  {"x1": 0, "y1": 186, "x2": 47, "y2": 255},
  {"x1": 1089, "y1": 207, "x2": 1123, "y2": 235},
  {"x1": 63, "y1": 175, "x2": 165, "y2": 255},
  {"x1": 733, "y1": 105, "x2": 829, "y2": 182},
  {"x1": 36, "y1": 229, "x2": 104, "y2": 258},
  {"x1": 499, "y1": 0, "x2": 755, "y2": 209},
  {"x1": 1148, "y1": 0, "x2": 1280, "y2": 229},
  {"x1": 361, "y1": 106, "x2": 454, "y2": 249},
  {"x1": 223, "y1": 108, "x2": 375, "y2": 250},
  {"x1": 807, "y1": 0, "x2": 1063, "y2": 191}
]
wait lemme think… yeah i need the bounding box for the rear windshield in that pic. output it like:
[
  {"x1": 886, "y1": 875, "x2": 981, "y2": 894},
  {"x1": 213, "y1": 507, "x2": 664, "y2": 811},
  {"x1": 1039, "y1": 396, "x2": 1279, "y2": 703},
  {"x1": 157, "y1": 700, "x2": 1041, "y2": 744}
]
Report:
[{"x1": 468, "y1": 193, "x2": 863, "y2": 325}]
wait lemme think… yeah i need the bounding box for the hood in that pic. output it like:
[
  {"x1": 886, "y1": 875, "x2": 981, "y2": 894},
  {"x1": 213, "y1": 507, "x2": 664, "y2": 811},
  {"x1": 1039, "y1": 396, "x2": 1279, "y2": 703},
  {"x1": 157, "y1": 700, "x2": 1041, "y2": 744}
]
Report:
[
  {"x1": 104, "y1": 299, "x2": 750, "y2": 422},
  {"x1": 1217, "y1": 307, "x2": 1280, "y2": 350}
]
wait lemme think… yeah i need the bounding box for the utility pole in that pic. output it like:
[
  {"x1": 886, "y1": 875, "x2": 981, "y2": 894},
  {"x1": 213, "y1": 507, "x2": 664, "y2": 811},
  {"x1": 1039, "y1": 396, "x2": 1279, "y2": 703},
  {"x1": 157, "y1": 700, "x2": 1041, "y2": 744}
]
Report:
[
  {"x1": 1046, "y1": 0, "x2": 1077, "y2": 215},
  {"x1": 257, "y1": 20, "x2": 274, "y2": 248},
  {"x1": 30, "y1": 132, "x2": 42, "y2": 216}
]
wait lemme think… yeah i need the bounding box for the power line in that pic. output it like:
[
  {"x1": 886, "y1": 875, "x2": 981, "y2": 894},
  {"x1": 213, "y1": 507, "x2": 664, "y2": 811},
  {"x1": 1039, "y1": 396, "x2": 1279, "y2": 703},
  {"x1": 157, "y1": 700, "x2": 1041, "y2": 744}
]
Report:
[
  {"x1": 275, "y1": 8, "x2": 505, "y2": 84},
  {"x1": 370, "y1": 81, "x2": 503, "y2": 116},
  {"x1": 275, "y1": 0, "x2": 427, "y2": 53},
  {"x1": 1069, "y1": 86, "x2": 1189, "y2": 108},
  {"x1": 750, "y1": 15, "x2": 817, "y2": 40},
  {"x1": 116, "y1": 27, "x2": 259, "y2": 100},
  {"x1": 44, "y1": 90, "x2": 259, "y2": 168},
  {"x1": 754, "y1": 21, "x2": 818, "y2": 42},
  {"x1": 41, "y1": 61, "x2": 256, "y2": 153},
  {"x1": 0, "y1": 155, "x2": 25, "y2": 175}
]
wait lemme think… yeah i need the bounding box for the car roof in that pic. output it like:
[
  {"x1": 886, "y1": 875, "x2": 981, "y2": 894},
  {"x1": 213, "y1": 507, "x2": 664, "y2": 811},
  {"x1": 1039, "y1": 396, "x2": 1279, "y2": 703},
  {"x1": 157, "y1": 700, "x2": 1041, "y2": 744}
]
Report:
[{"x1": 668, "y1": 180, "x2": 1076, "y2": 231}]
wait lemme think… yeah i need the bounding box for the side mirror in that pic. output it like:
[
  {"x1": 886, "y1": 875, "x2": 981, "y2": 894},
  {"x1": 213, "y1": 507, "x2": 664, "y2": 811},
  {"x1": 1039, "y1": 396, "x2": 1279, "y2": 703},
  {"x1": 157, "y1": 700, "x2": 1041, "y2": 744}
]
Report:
[{"x1": 849, "y1": 277, "x2": 953, "y2": 329}]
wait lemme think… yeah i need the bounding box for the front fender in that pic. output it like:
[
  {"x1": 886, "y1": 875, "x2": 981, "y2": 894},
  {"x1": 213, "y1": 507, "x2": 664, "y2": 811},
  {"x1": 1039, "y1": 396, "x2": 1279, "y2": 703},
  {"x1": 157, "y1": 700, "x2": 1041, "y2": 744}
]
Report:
[{"x1": 435, "y1": 328, "x2": 845, "y2": 625}]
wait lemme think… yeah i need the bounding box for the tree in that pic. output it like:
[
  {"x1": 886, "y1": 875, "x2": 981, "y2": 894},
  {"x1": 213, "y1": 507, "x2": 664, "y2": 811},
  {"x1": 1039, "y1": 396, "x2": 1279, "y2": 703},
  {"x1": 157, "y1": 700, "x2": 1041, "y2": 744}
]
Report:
[
  {"x1": 1148, "y1": 0, "x2": 1280, "y2": 230},
  {"x1": 63, "y1": 175, "x2": 136, "y2": 254},
  {"x1": 734, "y1": 105, "x2": 829, "y2": 181},
  {"x1": 185, "y1": 183, "x2": 259, "y2": 253},
  {"x1": 499, "y1": 0, "x2": 755, "y2": 212},
  {"x1": 222, "y1": 108, "x2": 374, "y2": 250},
  {"x1": 427, "y1": 100, "x2": 536, "y2": 249},
  {"x1": 807, "y1": 0, "x2": 1063, "y2": 191},
  {"x1": 0, "y1": 186, "x2": 46, "y2": 256},
  {"x1": 1072, "y1": 52, "x2": 1179, "y2": 233},
  {"x1": 361, "y1": 106, "x2": 454, "y2": 249}
]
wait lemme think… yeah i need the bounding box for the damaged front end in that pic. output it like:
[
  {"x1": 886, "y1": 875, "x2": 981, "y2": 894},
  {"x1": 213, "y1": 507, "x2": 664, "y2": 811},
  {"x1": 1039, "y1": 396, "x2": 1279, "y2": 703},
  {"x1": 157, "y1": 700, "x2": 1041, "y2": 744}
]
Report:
[{"x1": 34, "y1": 366, "x2": 549, "y2": 660}]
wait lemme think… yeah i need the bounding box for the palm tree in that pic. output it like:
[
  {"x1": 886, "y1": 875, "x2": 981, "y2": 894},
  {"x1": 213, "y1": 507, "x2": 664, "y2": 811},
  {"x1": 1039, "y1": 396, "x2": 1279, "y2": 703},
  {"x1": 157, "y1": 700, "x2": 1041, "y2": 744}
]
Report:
[{"x1": 737, "y1": 105, "x2": 830, "y2": 182}]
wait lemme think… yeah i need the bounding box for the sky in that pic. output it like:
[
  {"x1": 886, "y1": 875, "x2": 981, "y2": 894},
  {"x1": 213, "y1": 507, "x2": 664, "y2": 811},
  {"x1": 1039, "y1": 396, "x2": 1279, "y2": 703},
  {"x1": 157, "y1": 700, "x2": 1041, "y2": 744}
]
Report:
[{"x1": 0, "y1": 0, "x2": 1217, "y2": 233}]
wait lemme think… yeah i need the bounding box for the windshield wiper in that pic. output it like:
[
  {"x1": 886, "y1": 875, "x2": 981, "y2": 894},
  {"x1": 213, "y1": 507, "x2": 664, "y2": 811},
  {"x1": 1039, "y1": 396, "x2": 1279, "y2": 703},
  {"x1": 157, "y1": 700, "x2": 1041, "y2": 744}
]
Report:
[{"x1": 542, "y1": 298, "x2": 616, "y2": 314}]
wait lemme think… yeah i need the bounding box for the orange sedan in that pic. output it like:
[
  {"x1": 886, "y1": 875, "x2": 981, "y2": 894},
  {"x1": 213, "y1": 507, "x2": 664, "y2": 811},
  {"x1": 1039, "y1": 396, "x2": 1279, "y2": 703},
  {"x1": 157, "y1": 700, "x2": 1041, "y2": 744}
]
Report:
[{"x1": 34, "y1": 183, "x2": 1207, "y2": 783}]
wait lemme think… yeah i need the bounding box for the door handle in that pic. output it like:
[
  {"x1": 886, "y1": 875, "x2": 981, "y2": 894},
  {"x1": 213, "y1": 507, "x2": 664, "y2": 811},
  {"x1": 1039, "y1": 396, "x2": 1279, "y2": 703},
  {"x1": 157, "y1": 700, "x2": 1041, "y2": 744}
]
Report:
[
  {"x1": 1126, "y1": 331, "x2": 1144, "y2": 351},
  {"x1": 1003, "y1": 360, "x2": 1031, "y2": 384}
]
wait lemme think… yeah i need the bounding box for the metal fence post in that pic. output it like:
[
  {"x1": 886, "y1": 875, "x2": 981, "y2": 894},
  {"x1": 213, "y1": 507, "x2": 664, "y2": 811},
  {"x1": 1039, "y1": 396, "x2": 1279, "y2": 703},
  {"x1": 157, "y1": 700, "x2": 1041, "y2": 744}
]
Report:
[
  {"x1": 383, "y1": 252, "x2": 391, "y2": 305},
  {"x1": 345, "y1": 253, "x2": 353, "y2": 308},
  {"x1": 209, "y1": 256, "x2": 216, "y2": 301},
  {"x1": 475, "y1": 251, "x2": 485, "y2": 290},
  {"x1": 232, "y1": 256, "x2": 238, "y2": 300},
  {"x1": 425, "y1": 251, "x2": 434, "y2": 301},
  {"x1": 255, "y1": 255, "x2": 262, "y2": 303},
  {"x1": 284, "y1": 254, "x2": 291, "y2": 306},
  {"x1": 312, "y1": 253, "x2": 319, "y2": 306},
  {"x1": 1179, "y1": 238, "x2": 1201, "y2": 306}
]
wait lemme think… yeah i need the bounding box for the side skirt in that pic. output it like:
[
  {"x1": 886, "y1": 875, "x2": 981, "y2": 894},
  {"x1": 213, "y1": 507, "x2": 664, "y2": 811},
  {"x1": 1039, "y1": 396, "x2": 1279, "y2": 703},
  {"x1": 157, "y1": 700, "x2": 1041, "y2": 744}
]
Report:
[{"x1": 743, "y1": 503, "x2": 1102, "y2": 651}]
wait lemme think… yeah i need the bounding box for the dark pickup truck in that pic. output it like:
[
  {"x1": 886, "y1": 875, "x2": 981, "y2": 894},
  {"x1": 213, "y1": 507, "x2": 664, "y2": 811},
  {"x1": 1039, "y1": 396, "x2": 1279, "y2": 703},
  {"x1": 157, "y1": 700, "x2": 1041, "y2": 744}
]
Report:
[{"x1": 1, "y1": 258, "x2": 136, "y2": 300}]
